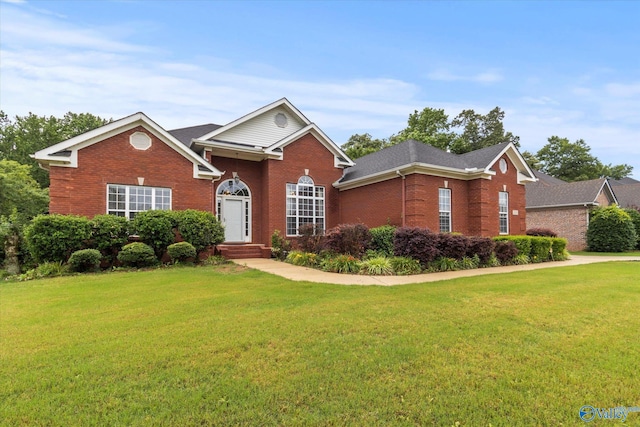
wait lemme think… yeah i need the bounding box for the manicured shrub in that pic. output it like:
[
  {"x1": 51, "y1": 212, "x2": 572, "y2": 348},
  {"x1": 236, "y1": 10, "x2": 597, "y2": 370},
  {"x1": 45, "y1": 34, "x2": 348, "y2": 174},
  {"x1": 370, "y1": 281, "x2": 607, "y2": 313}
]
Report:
[
  {"x1": 68, "y1": 249, "x2": 102, "y2": 272},
  {"x1": 167, "y1": 242, "x2": 197, "y2": 263},
  {"x1": 370, "y1": 225, "x2": 396, "y2": 257},
  {"x1": 438, "y1": 233, "x2": 469, "y2": 260},
  {"x1": 320, "y1": 254, "x2": 361, "y2": 274},
  {"x1": 586, "y1": 206, "x2": 637, "y2": 252},
  {"x1": 494, "y1": 236, "x2": 532, "y2": 258},
  {"x1": 324, "y1": 224, "x2": 371, "y2": 258},
  {"x1": 526, "y1": 228, "x2": 558, "y2": 237},
  {"x1": 389, "y1": 256, "x2": 422, "y2": 275},
  {"x1": 529, "y1": 237, "x2": 552, "y2": 263},
  {"x1": 466, "y1": 236, "x2": 495, "y2": 265},
  {"x1": 132, "y1": 210, "x2": 175, "y2": 257},
  {"x1": 117, "y1": 242, "x2": 157, "y2": 268},
  {"x1": 624, "y1": 208, "x2": 640, "y2": 249},
  {"x1": 550, "y1": 238, "x2": 568, "y2": 260},
  {"x1": 494, "y1": 240, "x2": 518, "y2": 264},
  {"x1": 297, "y1": 224, "x2": 325, "y2": 254},
  {"x1": 90, "y1": 214, "x2": 130, "y2": 262},
  {"x1": 394, "y1": 227, "x2": 440, "y2": 267},
  {"x1": 271, "y1": 230, "x2": 292, "y2": 261},
  {"x1": 173, "y1": 209, "x2": 225, "y2": 254},
  {"x1": 25, "y1": 214, "x2": 92, "y2": 263},
  {"x1": 286, "y1": 250, "x2": 319, "y2": 267},
  {"x1": 360, "y1": 256, "x2": 393, "y2": 275}
]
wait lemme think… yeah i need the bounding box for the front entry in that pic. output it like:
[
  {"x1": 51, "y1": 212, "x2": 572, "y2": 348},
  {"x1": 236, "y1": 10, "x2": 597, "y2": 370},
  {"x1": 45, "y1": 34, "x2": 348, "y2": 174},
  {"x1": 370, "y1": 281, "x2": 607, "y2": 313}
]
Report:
[{"x1": 216, "y1": 179, "x2": 251, "y2": 243}]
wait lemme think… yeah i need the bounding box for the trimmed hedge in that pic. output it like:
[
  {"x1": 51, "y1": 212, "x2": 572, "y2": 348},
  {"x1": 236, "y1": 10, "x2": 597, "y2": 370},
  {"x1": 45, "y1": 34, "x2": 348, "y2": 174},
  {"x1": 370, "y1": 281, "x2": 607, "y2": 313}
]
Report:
[
  {"x1": 167, "y1": 242, "x2": 197, "y2": 263},
  {"x1": 466, "y1": 236, "x2": 495, "y2": 265},
  {"x1": 624, "y1": 208, "x2": 640, "y2": 249},
  {"x1": 493, "y1": 236, "x2": 532, "y2": 258},
  {"x1": 587, "y1": 206, "x2": 636, "y2": 252},
  {"x1": 90, "y1": 214, "x2": 130, "y2": 262},
  {"x1": 132, "y1": 210, "x2": 175, "y2": 257},
  {"x1": 494, "y1": 240, "x2": 518, "y2": 264},
  {"x1": 438, "y1": 234, "x2": 468, "y2": 260},
  {"x1": 117, "y1": 242, "x2": 157, "y2": 268},
  {"x1": 68, "y1": 249, "x2": 102, "y2": 272},
  {"x1": 529, "y1": 236, "x2": 552, "y2": 263},
  {"x1": 25, "y1": 214, "x2": 92, "y2": 263},
  {"x1": 173, "y1": 209, "x2": 225, "y2": 254}
]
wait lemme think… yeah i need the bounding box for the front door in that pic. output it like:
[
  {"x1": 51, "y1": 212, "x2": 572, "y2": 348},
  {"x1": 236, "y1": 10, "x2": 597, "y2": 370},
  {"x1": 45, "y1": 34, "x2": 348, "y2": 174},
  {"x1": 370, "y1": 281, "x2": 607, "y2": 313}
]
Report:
[{"x1": 223, "y1": 198, "x2": 243, "y2": 242}]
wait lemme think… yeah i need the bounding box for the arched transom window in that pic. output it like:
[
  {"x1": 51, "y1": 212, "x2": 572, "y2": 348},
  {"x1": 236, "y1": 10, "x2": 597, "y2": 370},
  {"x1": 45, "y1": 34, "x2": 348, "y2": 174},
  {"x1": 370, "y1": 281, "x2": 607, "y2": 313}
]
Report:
[
  {"x1": 286, "y1": 175, "x2": 325, "y2": 236},
  {"x1": 217, "y1": 179, "x2": 250, "y2": 197}
]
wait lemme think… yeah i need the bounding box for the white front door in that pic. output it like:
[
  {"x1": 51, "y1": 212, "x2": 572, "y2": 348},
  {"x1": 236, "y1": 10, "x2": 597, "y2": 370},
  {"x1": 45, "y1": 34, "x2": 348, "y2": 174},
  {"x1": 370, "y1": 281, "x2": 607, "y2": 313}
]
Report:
[{"x1": 223, "y1": 198, "x2": 244, "y2": 242}]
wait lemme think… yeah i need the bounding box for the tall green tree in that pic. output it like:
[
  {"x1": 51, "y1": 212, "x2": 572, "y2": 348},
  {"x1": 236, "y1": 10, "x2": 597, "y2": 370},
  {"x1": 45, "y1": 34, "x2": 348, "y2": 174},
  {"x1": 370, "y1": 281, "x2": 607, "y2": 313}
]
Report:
[
  {"x1": 450, "y1": 107, "x2": 520, "y2": 154},
  {"x1": 536, "y1": 136, "x2": 633, "y2": 182},
  {"x1": 0, "y1": 111, "x2": 110, "y2": 187},
  {"x1": 392, "y1": 108, "x2": 456, "y2": 151},
  {"x1": 341, "y1": 133, "x2": 391, "y2": 160}
]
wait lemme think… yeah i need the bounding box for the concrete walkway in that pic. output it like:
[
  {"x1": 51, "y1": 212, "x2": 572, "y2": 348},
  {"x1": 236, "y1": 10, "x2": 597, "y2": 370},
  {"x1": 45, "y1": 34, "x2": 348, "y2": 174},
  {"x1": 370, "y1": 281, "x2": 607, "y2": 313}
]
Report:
[{"x1": 233, "y1": 255, "x2": 640, "y2": 286}]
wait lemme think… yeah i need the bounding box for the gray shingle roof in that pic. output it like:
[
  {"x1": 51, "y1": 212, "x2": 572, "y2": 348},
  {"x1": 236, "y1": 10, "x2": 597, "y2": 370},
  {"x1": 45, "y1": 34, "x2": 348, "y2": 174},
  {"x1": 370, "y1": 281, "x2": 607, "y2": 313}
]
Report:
[
  {"x1": 609, "y1": 177, "x2": 640, "y2": 186},
  {"x1": 611, "y1": 183, "x2": 640, "y2": 208},
  {"x1": 340, "y1": 140, "x2": 512, "y2": 183},
  {"x1": 169, "y1": 123, "x2": 222, "y2": 147},
  {"x1": 532, "y1": 170, "x2": 567, "y2": 186},
  {"x1": 526, "y1": 177, "x2": 611, "y2": 208}
]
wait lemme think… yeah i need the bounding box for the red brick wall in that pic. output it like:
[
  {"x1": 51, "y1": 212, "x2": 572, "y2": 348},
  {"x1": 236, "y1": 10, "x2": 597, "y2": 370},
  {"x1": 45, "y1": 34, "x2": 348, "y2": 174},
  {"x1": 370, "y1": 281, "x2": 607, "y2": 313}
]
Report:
[
  {"x1": 48, "y1": 126, "x2": 213, "y2": 217},
  {"x1": 338, "y1": 154, "x2": 527, "y2": 237}
]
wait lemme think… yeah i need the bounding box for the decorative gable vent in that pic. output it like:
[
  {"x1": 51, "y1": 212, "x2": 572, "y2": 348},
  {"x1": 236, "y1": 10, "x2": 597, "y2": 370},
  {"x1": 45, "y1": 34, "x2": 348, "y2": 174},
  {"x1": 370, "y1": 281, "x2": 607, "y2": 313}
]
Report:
[
  {"x1": 274, "y1": 112, "x2": 288, "y2": 128},
  {"x1": 130, "y1": 132, "x2": 152, "y2": 150}
]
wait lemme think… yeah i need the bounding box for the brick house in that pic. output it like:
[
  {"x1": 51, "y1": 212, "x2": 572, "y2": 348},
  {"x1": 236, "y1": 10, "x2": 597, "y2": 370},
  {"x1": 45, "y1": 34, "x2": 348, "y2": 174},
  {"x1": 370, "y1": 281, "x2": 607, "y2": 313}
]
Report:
[
  {"x1": 525, "y1": 171, "x2": 618, "y2": 251},
  {"x1": 34, "y1": 98, "x2": 536, "y2": 257}
]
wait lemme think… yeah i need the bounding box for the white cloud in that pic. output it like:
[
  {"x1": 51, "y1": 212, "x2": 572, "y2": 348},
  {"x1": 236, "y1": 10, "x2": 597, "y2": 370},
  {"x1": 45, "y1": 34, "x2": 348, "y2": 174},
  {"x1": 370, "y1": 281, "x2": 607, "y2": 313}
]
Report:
[
  {"x1": 605, "y1": 82, "x2": 640, "y2": 98},
  {"x1": 426, "y1": 68, "x2": 503, "y2": 84}
]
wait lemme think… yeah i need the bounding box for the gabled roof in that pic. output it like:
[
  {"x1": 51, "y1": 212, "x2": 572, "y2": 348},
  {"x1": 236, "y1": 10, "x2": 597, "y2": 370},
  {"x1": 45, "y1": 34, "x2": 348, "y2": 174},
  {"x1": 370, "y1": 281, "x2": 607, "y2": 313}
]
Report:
[
  {"x1": 335, "y1": 140, "x2": 535, "y2": 190},
  {"x1": 192, "y1": 98, "x2": 354, "y2": 167},
  {"x1": 611, "y1": 183, "x2": 640, "y2": 208},
  {"x1": 169, "y1": 123, "x2": 222, "y2": 147},
  {"x1": 33, "y1": 112, "x2": 222, "y2": 180},
  {"x1": 526, "y1": 177, "x2": 617, "y2": 209},
  {"x1": 609, "y1": 177, "x2": 640, "y2": 186}
]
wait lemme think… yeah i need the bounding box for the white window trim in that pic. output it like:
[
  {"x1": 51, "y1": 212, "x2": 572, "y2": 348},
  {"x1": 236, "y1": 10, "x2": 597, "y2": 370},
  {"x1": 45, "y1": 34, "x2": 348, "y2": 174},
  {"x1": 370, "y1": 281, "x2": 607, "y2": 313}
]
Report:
[
  {"x1": 439, "y1": 188, "x2": 452, "y2": 233},
  {"x1": 499, "y1": 191, "x2": 509, "y2": 234},
  {"x1": 286, "y1": 176, "x2": 325, "y2": 236},
  {"x1": 107, "y1": 184, "x2": 172, "y2": 219}
]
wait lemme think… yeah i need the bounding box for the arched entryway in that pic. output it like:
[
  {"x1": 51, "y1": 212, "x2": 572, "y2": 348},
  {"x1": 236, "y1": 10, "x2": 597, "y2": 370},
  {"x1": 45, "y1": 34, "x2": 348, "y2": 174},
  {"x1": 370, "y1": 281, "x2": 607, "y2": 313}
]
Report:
[{"x1": 216, "y1": 179, "x2": 251, "y2": 242}]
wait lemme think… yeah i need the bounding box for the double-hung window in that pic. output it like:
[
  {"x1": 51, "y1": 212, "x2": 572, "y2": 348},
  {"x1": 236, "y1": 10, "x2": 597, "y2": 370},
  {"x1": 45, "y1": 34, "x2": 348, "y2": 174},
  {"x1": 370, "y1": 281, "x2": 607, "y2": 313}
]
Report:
[
  {"x1": 439, "y1": 188, "x2": 452, "y2": 232},
  {"x1": 107, "y1": 184, "x2": 171, "y2": 219},
  {"x1": 286, "y1": 176, "x2": 325, "y2": 236},
  {"x1": 499, "y1": 191, "x2": 509, "y2": 234}
]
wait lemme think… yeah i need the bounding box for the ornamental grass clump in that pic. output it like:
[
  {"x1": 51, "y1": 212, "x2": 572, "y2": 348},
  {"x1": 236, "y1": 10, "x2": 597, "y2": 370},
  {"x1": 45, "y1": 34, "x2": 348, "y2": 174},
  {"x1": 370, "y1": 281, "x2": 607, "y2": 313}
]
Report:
[
  {"x1": 320, "y1": 254, "x2": 361, "y2": 274},
  {"x1": 285, "y1": 250, "x2": 319, "y2": 268},
  {"x1": 389, "y1": 256, "x2": 422, "y2": 275},
  {"x1": 360, "y1": 256, "x2": 393, "y2": 275}
]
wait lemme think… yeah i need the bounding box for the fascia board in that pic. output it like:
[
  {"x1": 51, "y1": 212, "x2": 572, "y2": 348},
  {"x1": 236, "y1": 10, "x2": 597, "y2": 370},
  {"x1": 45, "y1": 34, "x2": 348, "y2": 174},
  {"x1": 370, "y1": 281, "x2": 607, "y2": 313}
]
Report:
[
  {"x1": 526, "y1": 202, "x2": 598, "y2": 210},
  {"x1": 600, "y1": 180, "x2": 619, "y2": 205},
  {"x1": 197, "y1": 98, "x2": 311, "y2": 141},
  {"x1": 486, "y1": 143, "x2": 537, "y2": 181}
]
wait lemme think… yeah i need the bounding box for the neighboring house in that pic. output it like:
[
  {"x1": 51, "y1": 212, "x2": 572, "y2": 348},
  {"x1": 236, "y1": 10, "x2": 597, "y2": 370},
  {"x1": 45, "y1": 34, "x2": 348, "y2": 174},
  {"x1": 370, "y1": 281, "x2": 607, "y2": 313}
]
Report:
[
  {"x1": 34, "y1": 98, "x2": 535, "y2": 257},
  {"x1": 525, "y1": 171, "x2": 618, "y2": 251},
  {"x1": 609, "y1": 178, "x2": 640, "y2": 209}
]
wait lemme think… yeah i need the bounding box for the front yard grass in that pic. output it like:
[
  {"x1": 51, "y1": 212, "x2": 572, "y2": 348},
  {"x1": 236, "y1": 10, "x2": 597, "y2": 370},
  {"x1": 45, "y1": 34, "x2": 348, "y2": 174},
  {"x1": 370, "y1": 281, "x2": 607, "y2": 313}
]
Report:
[
  {"x1": 572, "y1": 250, "x2": 640, "y2": 256},
  {"x1": 1, "y1": 262, "x2": 639, "y2": 426}
]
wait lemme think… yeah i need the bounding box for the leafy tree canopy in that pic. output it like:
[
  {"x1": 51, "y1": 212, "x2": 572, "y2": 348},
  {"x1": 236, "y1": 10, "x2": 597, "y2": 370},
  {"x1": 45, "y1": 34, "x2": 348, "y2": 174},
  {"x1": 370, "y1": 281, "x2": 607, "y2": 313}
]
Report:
[
  {"x1": 0, "y1": 111, "x2": 111, "y2": 187},
  {"x1": 0, "y1": 159, "x2": 49, "y2": 221},
  {"x1": 342, "y1": 106, "x2": 519, "y2": 158},
  {"x1": 536, "y1": 136, "x2": 632, "y2": 182}
]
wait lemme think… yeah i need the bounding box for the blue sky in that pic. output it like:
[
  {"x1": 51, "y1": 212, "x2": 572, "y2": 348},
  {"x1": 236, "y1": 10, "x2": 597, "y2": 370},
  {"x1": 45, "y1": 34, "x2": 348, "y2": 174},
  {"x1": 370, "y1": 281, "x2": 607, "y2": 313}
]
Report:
[{"x1": 1, "y1": 0, "x2": 639, "y2": 178}]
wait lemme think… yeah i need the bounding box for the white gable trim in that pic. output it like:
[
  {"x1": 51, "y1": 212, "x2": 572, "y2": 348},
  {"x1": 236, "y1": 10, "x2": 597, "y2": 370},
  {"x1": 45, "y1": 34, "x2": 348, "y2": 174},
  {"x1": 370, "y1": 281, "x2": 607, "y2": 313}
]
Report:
[
  {"x1": 198, "y1": 98, "x2": 312, "y2": 141},
  {"x1": 33, "y1": 113, "x2": 222, "y2": 180},
  {"x1": 265, "y1": 124, "x2": 355, "y2": 167},
  {"x1": 484, "y1": 143, "x2": 537, "y2": 184}
]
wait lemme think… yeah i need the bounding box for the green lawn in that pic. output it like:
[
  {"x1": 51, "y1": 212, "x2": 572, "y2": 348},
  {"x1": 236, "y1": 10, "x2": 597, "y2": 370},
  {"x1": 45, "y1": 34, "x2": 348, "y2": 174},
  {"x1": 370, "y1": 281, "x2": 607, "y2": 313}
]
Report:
[
  {"x1": 2, "y1": 262, "x2": 639, "y2": 426},
  {"x1": 571, "y1": 250, "x2": 640, "y2": 257}
]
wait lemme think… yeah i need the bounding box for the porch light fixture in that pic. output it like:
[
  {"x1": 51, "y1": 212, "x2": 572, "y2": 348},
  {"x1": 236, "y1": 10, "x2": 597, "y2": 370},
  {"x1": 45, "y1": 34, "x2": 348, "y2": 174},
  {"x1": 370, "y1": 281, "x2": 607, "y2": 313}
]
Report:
[{"x1": 232, "y1": 171, "x2": 240, "y2": 185}]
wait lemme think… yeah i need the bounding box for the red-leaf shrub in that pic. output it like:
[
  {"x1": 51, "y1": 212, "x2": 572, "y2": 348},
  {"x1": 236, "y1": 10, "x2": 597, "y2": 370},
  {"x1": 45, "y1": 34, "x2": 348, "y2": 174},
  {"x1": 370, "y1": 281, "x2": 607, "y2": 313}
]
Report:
[
  {"x1": 393, "y1": 227, "x2": 440, "y2": 267},
  {"x1": 526, "y1": 228, "x2": 558, "y2": 237},
  {"x1": 466, "y1": 236, "x2": 495, "y2": 265},
  {"x1": 324, "y1": 223, "x2": 371, "y2": 257},
  {"x1": 494, "y1": 240, "x2": 518, "y2": 264},
  {"x1": 297, "y1": 224, "x2": 325, "y2": 254},
  {"x1": 438, "y1": 233, "x2": 469, "y2": 260}
]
